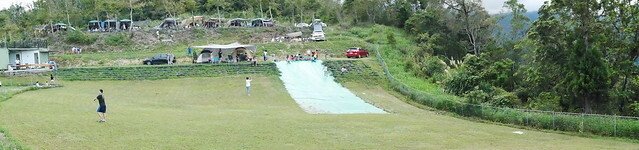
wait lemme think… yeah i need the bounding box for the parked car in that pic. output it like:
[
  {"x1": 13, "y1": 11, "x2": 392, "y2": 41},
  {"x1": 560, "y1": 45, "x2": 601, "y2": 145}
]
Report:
[
  {"x1": 310, "y1": 30, "x2": 326, "y2": 41},
  {"x1": 143, "y1": 54, "x2": 176, "y2": 65},
  {"x1": 345, "y1": 48, "x2": 369, "y2": 58}
]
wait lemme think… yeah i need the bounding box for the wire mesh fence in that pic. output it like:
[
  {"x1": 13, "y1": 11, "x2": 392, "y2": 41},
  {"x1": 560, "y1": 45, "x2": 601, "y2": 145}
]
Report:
[{"x1": 370, "y1": 44, "x2": 639, "y2": 139}]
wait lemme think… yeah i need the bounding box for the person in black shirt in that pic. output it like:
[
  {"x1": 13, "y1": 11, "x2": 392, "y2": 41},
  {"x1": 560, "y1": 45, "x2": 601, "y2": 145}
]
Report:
[
  {"x1": 218, "y1": 50, "x2": 223, "y2": 62},
  {"x1": 93, "y1": 89, "x2": 107, "y2": 122}
]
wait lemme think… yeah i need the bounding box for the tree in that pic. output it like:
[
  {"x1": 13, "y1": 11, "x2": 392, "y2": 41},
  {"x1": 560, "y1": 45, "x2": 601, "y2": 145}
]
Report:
[
  {"x1": 529, "y1": 0, "x2": 613, "y2": 113},
  {"x1": 503, "y1": 0, "x2": 529, "y2": 41},
  {"x1": 443, "y1": 0, "x2": 494, "y2": 55}
]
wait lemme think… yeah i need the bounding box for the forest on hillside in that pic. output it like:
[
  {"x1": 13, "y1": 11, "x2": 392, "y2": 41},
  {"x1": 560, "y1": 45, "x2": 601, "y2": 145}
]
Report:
[{"x1": 0, "y1": 0, "x2": 638, "y2": 116}]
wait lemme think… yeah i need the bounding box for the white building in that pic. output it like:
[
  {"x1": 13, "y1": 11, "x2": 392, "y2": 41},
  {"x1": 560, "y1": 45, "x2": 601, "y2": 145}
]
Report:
[{"x1": 1, "y1": 48, "x2": 50, "y2": 70}]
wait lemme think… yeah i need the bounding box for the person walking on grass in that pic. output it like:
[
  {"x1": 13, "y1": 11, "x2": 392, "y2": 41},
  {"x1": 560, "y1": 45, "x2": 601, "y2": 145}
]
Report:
[
  {"x1": 263, "y1": 50, "x2": 268, "y2": 61},
  {"x1": 94, "y1": 89, "x2": 107, "y2": 122},
  {"x1": 245, "y1": 77, "x2": 252, "y2": 96}
]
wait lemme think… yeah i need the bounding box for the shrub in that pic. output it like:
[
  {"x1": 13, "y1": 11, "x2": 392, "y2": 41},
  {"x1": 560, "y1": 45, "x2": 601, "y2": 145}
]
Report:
[
  {"x1": 192, "y1": 28, "x2": 206, "y2": 38},
  {"x1": 421, "y1": 56, "x2": 447, "y2": 78},
  {"x1": 528, "y1": 92, "x2": 562, "y2": 111},
  {"x1": 444, "y1": 70, "x2": 480, "y2": 96},
  {"x1": 386, "y1": 31, "x2": 396, "y2": 46},
  {"x1": 105, "y1": 33, "x2": 132, "y2": 46},
  {"x1": 490, "y1": 88, "x2": 520, "y2": 108},
  {"x1": 65, "y1": 31, "x2": 97, "y2": 45},
  {"x1": 464, "y1": 89, "x2": 489, "y2": 105}
]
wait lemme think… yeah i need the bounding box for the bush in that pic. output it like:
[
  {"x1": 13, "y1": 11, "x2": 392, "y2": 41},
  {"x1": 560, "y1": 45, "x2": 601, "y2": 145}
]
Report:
[
  {"x1": 105, "y1": 33, "x2": 132, "y2": 46},
  {"x1": 192, "y1": 28, "x2": 206, "y2": 38},
  {"x1": 444, "y1": 70, "x2": 480, "y2": 96},
  {"x1": 464, "y1": 89, "x2": 489, "y2": 104},
  {"x1": 528, "y1": 92, "x2": 562, "y2": 111},
  {"x1": 491, "y1": 88, "x2": 520, "y2": 108},
  {"x1": 421, "y1": 56, "x2": 447, "y2": 78},
  {"x1": 386, "y1": 32, "x2": 397, "y2": 46},
  {"x1": 65, "y1": 31, "x2": 97, "y2": 45}
]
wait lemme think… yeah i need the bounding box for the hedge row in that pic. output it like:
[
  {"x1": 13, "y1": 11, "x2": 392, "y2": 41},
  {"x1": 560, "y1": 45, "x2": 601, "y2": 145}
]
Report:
[
  {"x1": 373, "y1": 45, "x2": 639, "y2": 139},
  {"x1": 55, "y1": 63, "x2": 279, "y2": 81}
]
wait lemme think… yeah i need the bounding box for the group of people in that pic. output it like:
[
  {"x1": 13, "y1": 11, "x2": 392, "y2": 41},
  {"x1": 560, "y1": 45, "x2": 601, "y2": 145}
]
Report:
[
  {"x1": 285, "y1": 50, "x2": 320, "y2": 63},
  {"x1": 34, "y1": 74, "x2": 56, "y2": 88},
  {"x1": 71, "y1": 47, "x2": 82, "y2": 54}
]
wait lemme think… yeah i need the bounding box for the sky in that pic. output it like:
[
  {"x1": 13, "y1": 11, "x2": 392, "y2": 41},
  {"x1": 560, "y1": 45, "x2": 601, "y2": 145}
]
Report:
[
  {"x1": 482, "y1": 0, "x2": 548, "y2": 14},
  {"x1": 0, "y1": 0, "x2": 34, "y2": 10},
  {"x1": 1, "y1": 0, "x2": 546, "y2": 14}
]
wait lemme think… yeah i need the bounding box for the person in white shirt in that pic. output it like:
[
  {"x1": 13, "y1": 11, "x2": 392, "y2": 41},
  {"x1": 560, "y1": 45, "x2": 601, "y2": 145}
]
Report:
[
  {"x1": 263, "y1": 50, "x2": 268, "y2": 61},
  {"x1": 245, "y1": 77, "x2": 252, "y2": 96}
]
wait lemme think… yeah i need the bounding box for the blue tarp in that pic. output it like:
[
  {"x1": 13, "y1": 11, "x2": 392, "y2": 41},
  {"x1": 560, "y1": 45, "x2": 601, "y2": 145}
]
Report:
[{"x1": 276, "y1": 60, "x2": 386, "y2": 114}]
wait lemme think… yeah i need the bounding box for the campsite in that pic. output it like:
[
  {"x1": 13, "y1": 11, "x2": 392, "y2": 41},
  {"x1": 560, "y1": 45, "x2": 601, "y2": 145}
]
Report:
[{"x1": 1, "y1": 0, "x2": 639, "y2": 149}]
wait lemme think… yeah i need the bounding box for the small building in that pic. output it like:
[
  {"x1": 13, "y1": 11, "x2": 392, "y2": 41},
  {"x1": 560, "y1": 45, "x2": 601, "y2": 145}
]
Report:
[
  {"x1": 1, "y1": 48, "x2": 50, "y2": 70},
  {"x1": 0, "y1": 40, "x2": 50, "y2": 71}
]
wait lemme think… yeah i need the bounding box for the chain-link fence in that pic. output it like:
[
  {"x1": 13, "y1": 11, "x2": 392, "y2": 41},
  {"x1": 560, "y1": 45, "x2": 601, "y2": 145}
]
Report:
[{"x1": 371, "y1": 44, "x2": 639, "y2": 139}]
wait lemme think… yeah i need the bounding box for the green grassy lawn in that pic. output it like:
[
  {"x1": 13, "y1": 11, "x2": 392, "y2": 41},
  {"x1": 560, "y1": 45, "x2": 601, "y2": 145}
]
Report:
[{"x1": 0, "y1": 77, "x2": 636, "y2": 149}]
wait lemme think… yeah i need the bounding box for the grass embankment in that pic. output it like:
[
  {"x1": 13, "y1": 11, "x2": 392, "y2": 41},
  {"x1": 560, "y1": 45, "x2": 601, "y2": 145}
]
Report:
[
  {"x1": 0, "y1": 77, "x2": 637, "y2": 149},
  {"x1": 51, "y1": 27, "x2": 368, "y2": 67},
  {"x1": 323, "y1": 60, "x2": 383, "y2": 84},
  {"x1": 55, "y1": 63, "x2": 279, "y2": 81}
]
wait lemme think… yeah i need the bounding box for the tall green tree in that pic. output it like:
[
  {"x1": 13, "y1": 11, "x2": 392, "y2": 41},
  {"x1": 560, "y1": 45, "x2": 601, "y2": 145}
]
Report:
[
  {"x1": 443, "y1": 0, "x2": 494, "y2": 55},
  {"x1": 529, "y1": 0, "x2": 612, "y2": 113}
]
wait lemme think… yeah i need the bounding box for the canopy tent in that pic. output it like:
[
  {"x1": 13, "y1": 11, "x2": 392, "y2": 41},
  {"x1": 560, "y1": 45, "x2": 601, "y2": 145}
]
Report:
[
  {"x1": 53, "y1": 23, "x2": 75, "y2": 32},
  {"x1": 192, "y1": 42, "x2": 257, "y2": 63},
  {"x1": 104, "y1": 20, "x2": 118, "y2": 31},
  {"x1": 295, "y1": 23, "x2": 310, "y2": 28},
  {"x1": 119, "y1": 19, "x2": 132, "y2": 30},
  {"x1": 251, "y1": 18, "x2": 274, "y2": 27},
  {"x1": 311, "y1": 19, "x2": 324, "y2": 31},
  {"x1": 228, "y1": 18, "x2": 249, "y2": 27},
  {"x1": 204, "y1": 18, "x2": 223, "y2": 28},
  {"x1": 155, "y1": 18, "x2": 178, "y2": 29},
  {"x1": 181, "y1": 16, "x2": 204, "y2": 28},
  {"x1": 88, "y1": 20, "x2": 102, "y2": 31}
]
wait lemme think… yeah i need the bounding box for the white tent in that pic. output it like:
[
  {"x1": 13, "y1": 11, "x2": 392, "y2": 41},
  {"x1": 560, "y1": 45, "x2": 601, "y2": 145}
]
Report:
[
  {"x1": 193, "y1": 42, "x2": 256, "y2": 52},
  {"x1": 192, "y1": 42, "x2": 257, "y2": 63}
]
